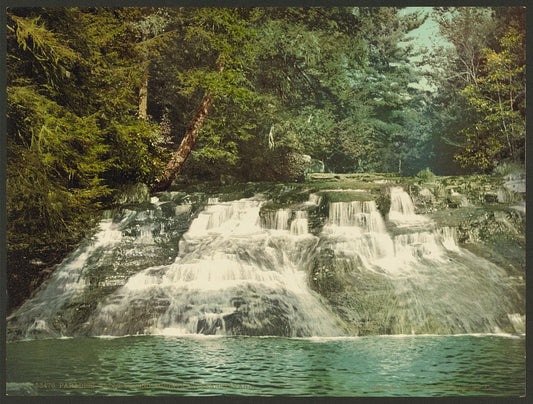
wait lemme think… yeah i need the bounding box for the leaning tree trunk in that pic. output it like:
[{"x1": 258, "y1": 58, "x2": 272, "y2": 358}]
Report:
[{"x1": 152, "y1": 57, "x2": 225, "y2": 192}]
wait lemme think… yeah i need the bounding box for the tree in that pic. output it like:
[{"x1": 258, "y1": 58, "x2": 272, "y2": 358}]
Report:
[
  {"x1": 433, "y1": 7, "x2": 497, "y2": 87},
  {"x1": 341, "y1": 7, "x2": 427, "y2": 173},
  {"x1": 246, "y1": 7, "x2": 427, "y2": 174},
  {"x1": 6, "y1": 7, "x2": 166, "y2": 310},
  {"x1": 130, "y1": 8, "x2": 174, "y2": 119},
  {"x1": 456, "y1": 23, "x2": 525, "y2": 170},
  {"x1": 152, "y1": 55, "x2": 225, "y2": 191},
  {"x1": 151, "y1": 8, "x2": 260, "y2": 190},
  {"x1": 429, "y1": 6, "x2": 525, "y2": 172}
]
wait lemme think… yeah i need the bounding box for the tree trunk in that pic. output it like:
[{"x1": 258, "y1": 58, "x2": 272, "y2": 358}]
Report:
[
  {"x1": 152, "y1": 56, "x2": 225, "y2": 192},
  {"x1": 138, "y1": 27, "x2": 150, "y2": 120},
  {"x1": 138, "y1": 67, "x2": 148, "y2": 119}
]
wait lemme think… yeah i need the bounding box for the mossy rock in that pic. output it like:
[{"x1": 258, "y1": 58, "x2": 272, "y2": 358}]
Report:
[
  {"x1": 446, "y1": 194, "x2": 465, "y2": 208},
  {"x1": 305, "y1": 173, "x2": 398, "y2": 191},
  {"x1": 373, "y1": 194, "x2": 389, "y2": 217},
  {"x1": 276, "y1": 186, "x2": 313, "y2": 205},
  {"x1": 318, "y1": 190, "x2": 375, "y2": 203}
]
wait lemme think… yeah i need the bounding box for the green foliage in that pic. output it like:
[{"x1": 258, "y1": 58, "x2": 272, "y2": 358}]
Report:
[
  {"x1": 430, "y1": 7, "x2": 526, "y2": 172},
  {"x1": 416, "y1": 168, "x2": 436, "y2": 183},
  {"x1": 7, "y1": 8, "x2": 167, "y2": 309},
  {"x1": 103, "y1": 117, "x2": 168, "y2": 184},
  {"x1": 455, "y1": 24, "x2": 525, "y2": 170},
  {"x1": 492, "y1": 161, "x2": 525, "y2": 177},
  {"x1": 144, "y1": 7, "x2": 429, "y2": 181},
  {"x1": 7, "y1": 85, "x2": 111, "y2": 245}
]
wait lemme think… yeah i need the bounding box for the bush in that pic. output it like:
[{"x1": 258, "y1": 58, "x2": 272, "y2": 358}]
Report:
[
  {"x1": 492, "y1": 162, "x2": 525, "y2": 177},
  {"x1": 416, "y1": 168, "x2": 436, "y2": 182}
]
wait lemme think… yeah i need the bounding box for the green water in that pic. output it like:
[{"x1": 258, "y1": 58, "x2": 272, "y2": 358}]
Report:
[{"x1": 6, "y1": 334, "x2": 525, "y2": 397}]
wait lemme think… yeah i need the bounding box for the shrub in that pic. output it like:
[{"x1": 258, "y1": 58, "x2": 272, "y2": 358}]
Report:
[
  {"x1": 492, "y1": 162, "x2": 525, "y2": 177},
  {"x1": 416, "y1": 168, "x2": 436, "y2": 182}
]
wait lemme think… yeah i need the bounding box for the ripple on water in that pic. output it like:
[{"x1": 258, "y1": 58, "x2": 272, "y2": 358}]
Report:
[{"x1": 5, "y1": 335, "x2": 525, "y2": 397}]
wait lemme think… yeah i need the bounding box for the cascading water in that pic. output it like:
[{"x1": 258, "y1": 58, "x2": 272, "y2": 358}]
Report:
[
  {"x1": 388, "y1": 186, "x2": 430, "y2": 225},
  {"x1": 290, "y1": 211, "x2": 309, "y2": 236},
  {"x1": 87, "y1": 198, "x2": 342, "y2": 337},
  {"x1": 7, "y1": 195, "x2": 193, "y2": 339},
  {"x1": 315, "y1": 187, "x2": 524, "y2": 335},
  {"x1": 7, "y1": 186, "x2": 524, "y2": 339},
  {"x1": 8, "y1": 194, "x2": 342, "y2": 338}
]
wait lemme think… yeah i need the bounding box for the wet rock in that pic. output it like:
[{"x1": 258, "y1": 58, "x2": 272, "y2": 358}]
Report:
[
  {"x1": 223, "y1": 297, "x2": 294, "y2": 337},
  {"x1": 484, "y1": 192, "x2": 498, "y2": 203},
  {"x1": 446, "y1": 190, "x2": 470, "y2": 208},
  {"x1": 197, "y1": 317, "x2": 224, "y2": 335}
]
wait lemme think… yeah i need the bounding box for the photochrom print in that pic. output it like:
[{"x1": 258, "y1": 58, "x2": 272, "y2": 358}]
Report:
[{"x1": 5, "y1": 3, "x2": 526, "y2": 397}]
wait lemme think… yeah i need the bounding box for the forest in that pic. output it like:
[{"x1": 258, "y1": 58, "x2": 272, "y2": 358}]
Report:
[{"x1": 6, "y1": 6, "x2": 526, "y2": 311}]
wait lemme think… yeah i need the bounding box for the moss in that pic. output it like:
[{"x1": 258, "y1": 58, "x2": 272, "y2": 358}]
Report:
[
  {"x1": 430, "y1": 207, "x2": 487, "y2": 227},
  {"x1": 276, "y1": 186, "x2": 313, "y2": 204},
  {"x1": 307, "y1": 180, "x2": 383, "y2": 191},
  {"x1": 317, "y1": 190, "x2": 375, "y2": 203},
  {"x1": 305, "y1": 173, "x2": 401, "y2": 190}
]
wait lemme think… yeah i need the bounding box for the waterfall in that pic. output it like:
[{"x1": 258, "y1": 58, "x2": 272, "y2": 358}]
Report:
[
  {"x1": 290, "y1": 211, "x2": 309, "y2": 236},
  {"x1": 5, "y1": 218, "x2": 123, "y2": 338},
  {"x1": 7, "y1": 197, "x2": 194, "y2": 339},
  {"x1": 313, "y1": 188, "x2": 523, "y2": 334},
  {"x1": 261, "y1": 208, "x2": 291, "y2": 231},
  {"x1": 388, "y1": 186, "x2": 430, "y2": 225},
  {"x1": 321, "y1": 200, "x2": 395, "y2": 268},
  {"x1": 306, "y1": 193, "x2": 322, "y2": 206},
  {"x1": 7, "y1": 186, "x2": 524, "y2": 339},
  {"x1": 86, "y1": 198, "x2": 342, "y2": 337}
]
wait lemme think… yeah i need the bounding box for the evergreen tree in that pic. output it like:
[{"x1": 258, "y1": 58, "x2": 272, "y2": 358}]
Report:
[{"x1": 6, "y1": 7, "x2": 166, "y2": 309}]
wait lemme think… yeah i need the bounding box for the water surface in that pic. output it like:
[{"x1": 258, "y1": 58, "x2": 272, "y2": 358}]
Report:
[{"x1": 6, "y1": 334, "x2": 525, "y2": 396}]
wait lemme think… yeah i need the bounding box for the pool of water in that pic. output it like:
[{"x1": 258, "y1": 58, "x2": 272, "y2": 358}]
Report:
[{"x1": 6, "y1": 334, "x2": 525, "y2": 397}]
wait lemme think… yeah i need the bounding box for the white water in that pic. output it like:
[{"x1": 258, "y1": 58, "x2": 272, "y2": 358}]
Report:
[
  {"x1": 388, "y1": 186, "x2": 431, "y2": 225},
  {"x1": 314, "y1": 187, "x2": 523, "y2": 334},
  {"x1": 7, "y1": 187, "x2": 524, "y2": 339},
  {"x1": 322, "y1": 200, "x2": 395, "y2": 269},
  {"x1": 8, "y1": 198, "x2": 189, "y2": 339},
  {"x1": 6, "y1": 218, "x2": 124, "y2": 337},
  {"x1": 88, "y1": 197, "x2": 342, "y2": 337},
  {"x1": 290, "y1": 211, "x2": 309, "y2": 236}
]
